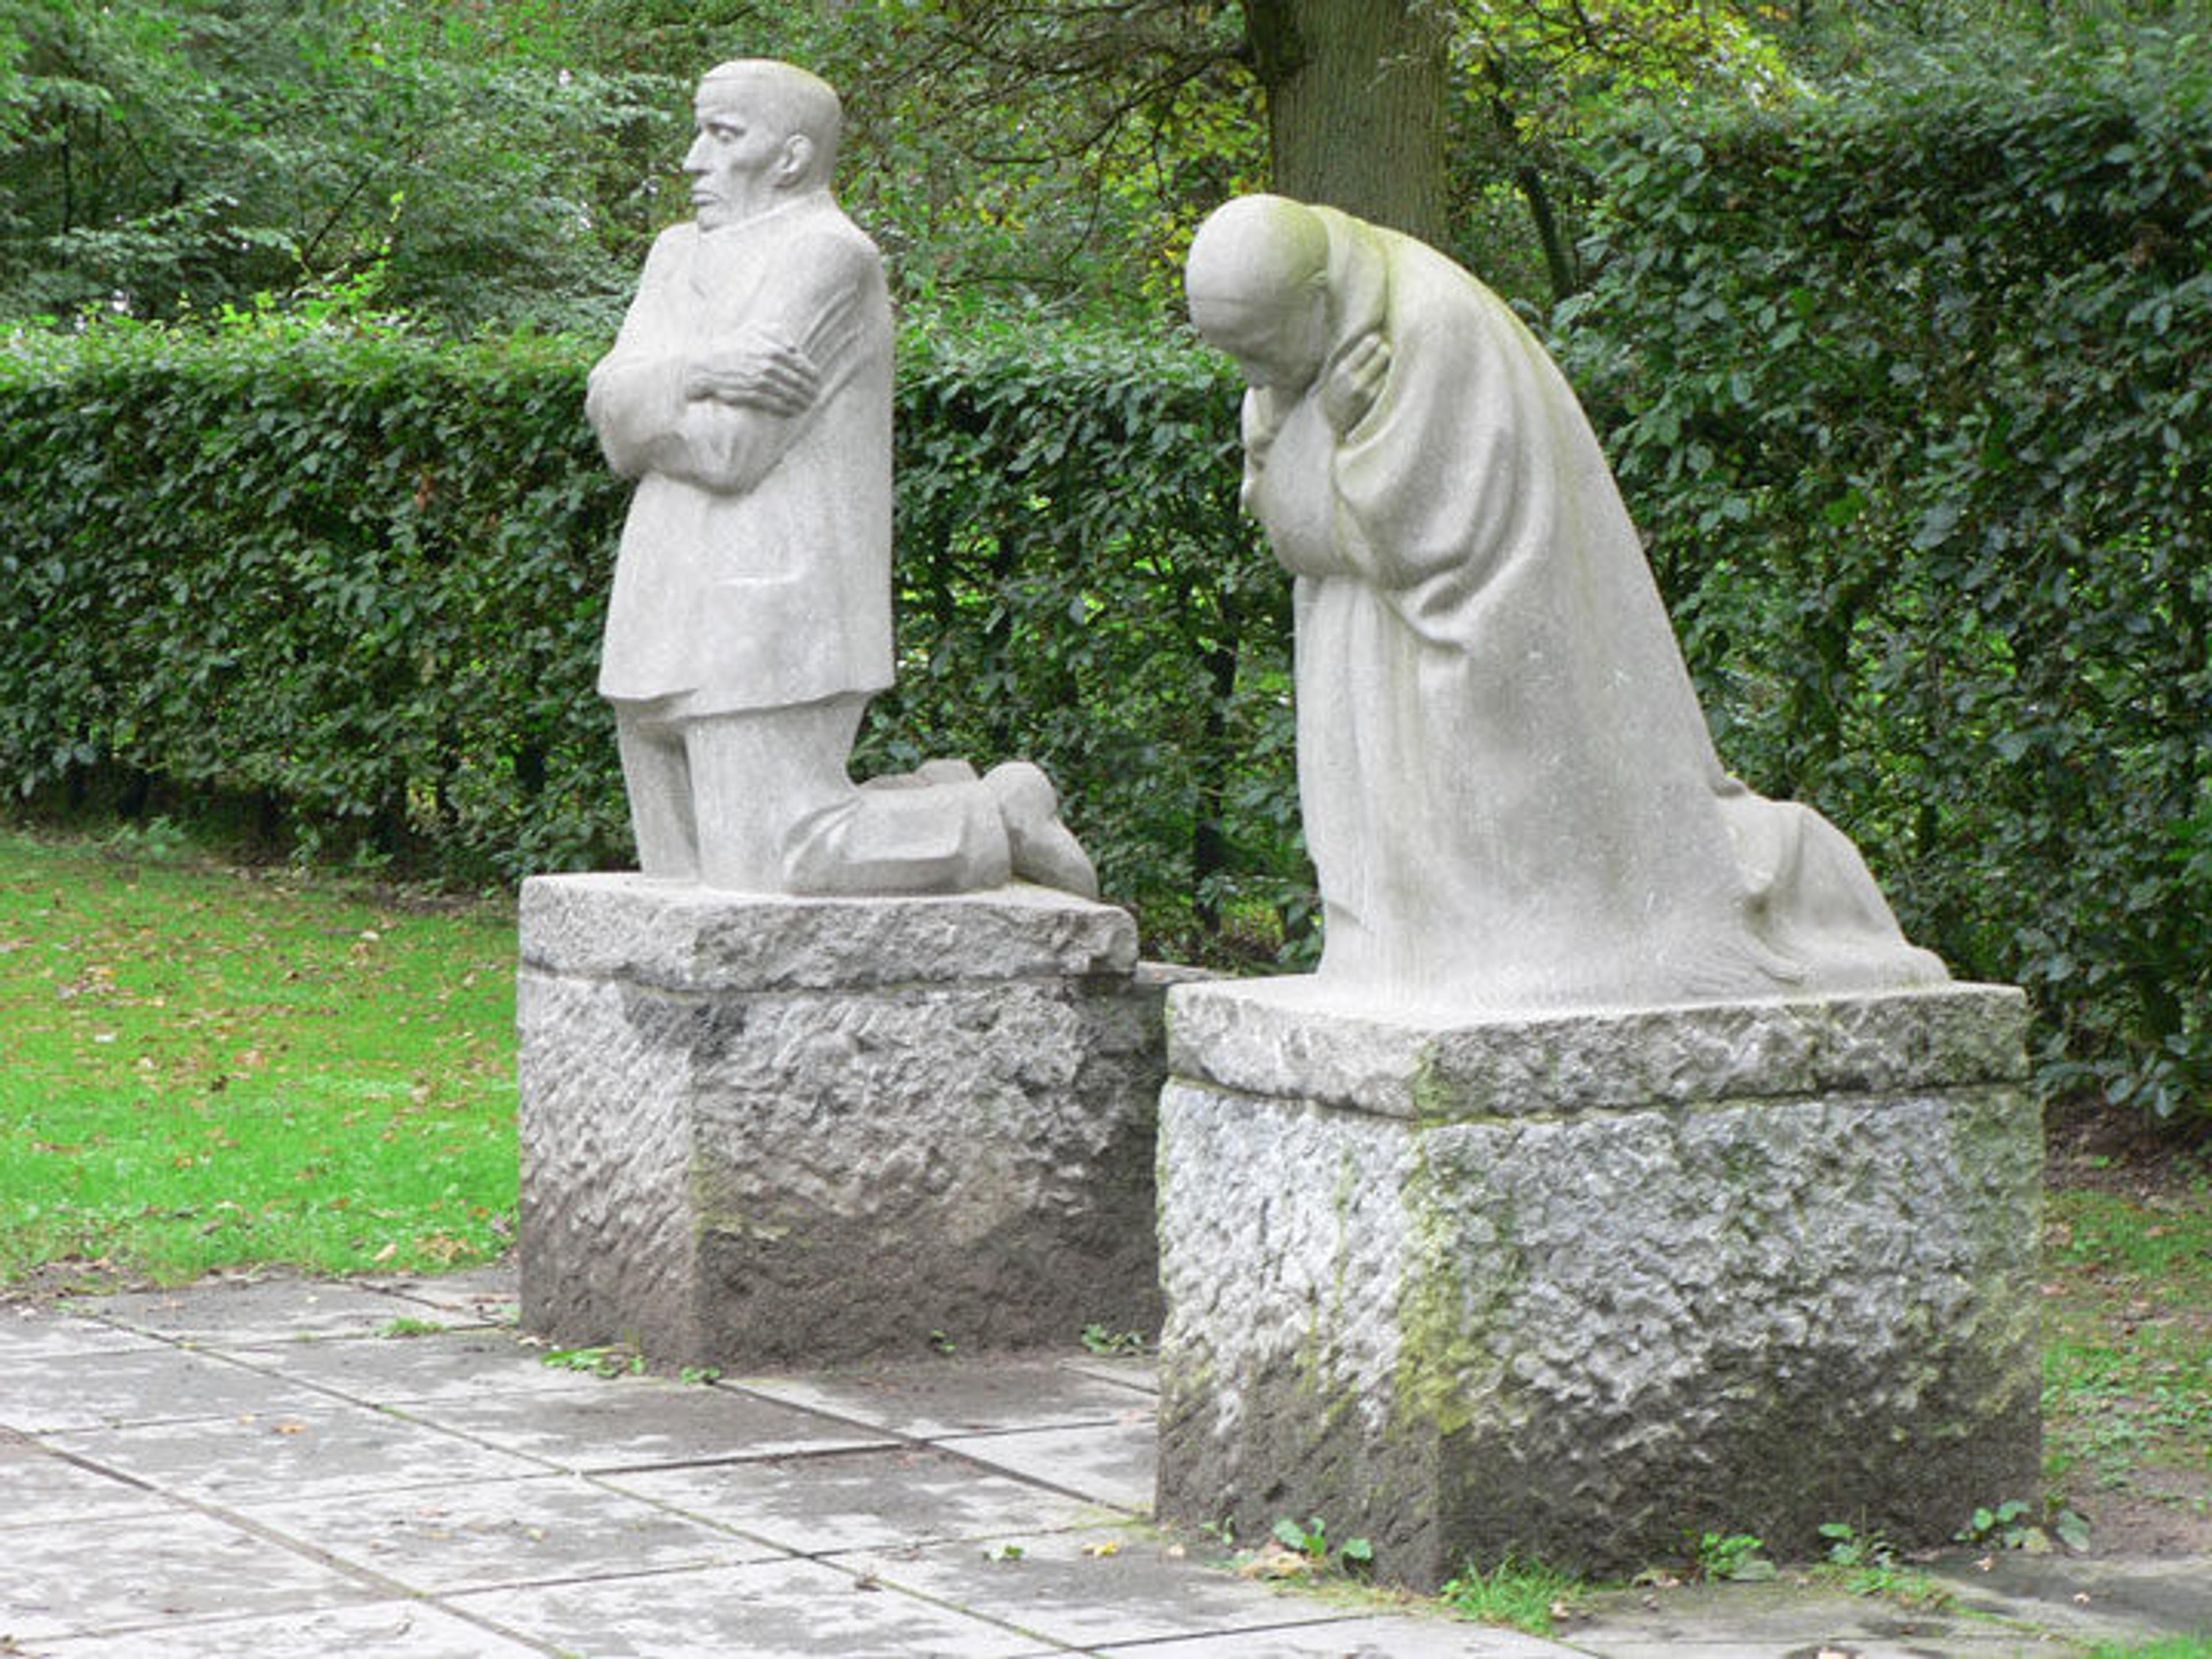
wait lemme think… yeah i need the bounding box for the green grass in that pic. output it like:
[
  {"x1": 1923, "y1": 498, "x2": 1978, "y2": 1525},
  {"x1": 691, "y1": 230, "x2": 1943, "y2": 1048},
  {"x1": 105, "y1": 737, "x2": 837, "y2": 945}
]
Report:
[
  {"x1": 2041, "y1": 1171, "x2": 2212, "y2": 1509},
  {"x1": 2086, "y1": 1639, "x2": 2212, "y2": 1659},
  {"x1": 0, "y1": 824, "x2": 517, "y2": 1286},
  {"x1": 1438, "y1": 1557, "x2": 1580, "y2": 1637}
]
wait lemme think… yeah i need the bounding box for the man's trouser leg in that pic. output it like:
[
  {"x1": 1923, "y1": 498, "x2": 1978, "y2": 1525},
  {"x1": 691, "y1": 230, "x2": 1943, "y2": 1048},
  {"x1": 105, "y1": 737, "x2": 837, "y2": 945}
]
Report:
[
  {"x1": 684, "y1": 698, "x2": 866, "y2": 892},
  {"x1": 613, "y1": 708, "x2": 699, "y2": 880},
  {"x1": 620, "y1": 695, "x2": 1028, "y2": 894}
]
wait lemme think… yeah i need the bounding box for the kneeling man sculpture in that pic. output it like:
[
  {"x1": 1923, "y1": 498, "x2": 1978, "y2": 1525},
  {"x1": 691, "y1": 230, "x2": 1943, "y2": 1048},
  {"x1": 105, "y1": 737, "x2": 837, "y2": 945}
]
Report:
[
  {"x1": 1185, "y1": 193, "x2": 1943, "y2": 1010},
  {"x1": 519, "y1": 63, "x2": 1161, "y2": 1373},
  {"x1": 589, "y1": 58, "x2": 1092, "y2": 897}
]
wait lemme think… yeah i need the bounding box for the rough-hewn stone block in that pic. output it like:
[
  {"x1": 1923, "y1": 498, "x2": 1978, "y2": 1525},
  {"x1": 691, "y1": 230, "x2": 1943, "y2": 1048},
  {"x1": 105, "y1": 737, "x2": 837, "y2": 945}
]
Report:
[
  {"x1": 1155, "y1": 979, "x2": 2043, "y2": 1585},
  {"x1": 520, "y1": 874, "x2": 1166, "y2": 1365}
]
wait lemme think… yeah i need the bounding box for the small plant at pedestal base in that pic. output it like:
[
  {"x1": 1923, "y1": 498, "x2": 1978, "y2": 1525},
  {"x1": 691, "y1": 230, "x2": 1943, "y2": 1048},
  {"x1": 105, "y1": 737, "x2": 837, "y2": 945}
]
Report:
[
  {"x1": 1955, "y1": 1499, "x2": 2092, "y2": 1555},
  {"x1": 1816, "y1": 1521, "x2": 1950, "y2": 1609},
  {"x1": 1693, "y1": 1531, "x2": 1777, "y2": 1582},
  {"x1": 1440, "y1": 1557, "x2": 1581, "y2": 1637}
]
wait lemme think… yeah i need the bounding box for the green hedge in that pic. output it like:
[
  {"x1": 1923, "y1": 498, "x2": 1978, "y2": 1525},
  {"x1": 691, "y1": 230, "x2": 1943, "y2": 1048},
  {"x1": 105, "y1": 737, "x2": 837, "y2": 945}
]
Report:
[
  {"x1": 0, "y1": 313, "x2": 1303, "y2": 960},
  {"x1": 1554, "y1": 33, "x2": 2211, "y2": 1118}
]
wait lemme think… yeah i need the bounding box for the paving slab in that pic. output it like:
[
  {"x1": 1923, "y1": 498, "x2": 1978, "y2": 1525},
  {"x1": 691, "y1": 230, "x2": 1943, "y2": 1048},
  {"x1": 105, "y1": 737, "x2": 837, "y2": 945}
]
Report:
[
  {"x1": 1, "y1": 1304, "x2": 164, "y2": 1361},
  {"x1": 27, "y1": 1598, "x2": 553, "y2": 1658},
  {"x1": 48, "y1": 1398, "x2": 554, "y2": 1501},
  {"x1": 1089, "y1": 1612, "x2": 1580, "y2": 1656},
  {"x1": 7, "y1": 1275, "x2": 2210, "y2": 1659},
  {"x1": 940, "y1": 1420, "x2": 1158, "y2": 1512},
  {"x1": 0, "y1": 1504, "x2": 384, "y2": 1641},
  {"x1": 451, "y1": 1556, "x2": 1056, "y2": 1658},
  {"x1": 1933, "y1": 1553, "x2": 2212, "y2": 1638},
  {"x1": 0, "y1": 1342, "x2": 331, "y2": 1433},
  {"x1": 368, "y1": 1262, "x2": 524, "y2": 1324},
  {"x1": 415, "y1": 1376, "x2": 897, "y2": 1471},
  {"x1": 71, "y1": 1277, "x2": 444, "y2": 1344},
  {"x1": 1059, "y1": 1354, "x2": 1160, "y2": 1395},
  {"x1": 1556, "y1": 1570, "x2": 2198, "y2": 1656},
  {"x1": 733, "y1": 1354, "x2": 1156, "y2": 1439},
  {"x1": 830, "y1": 1525, "x2": 1362, "y2": 1650},
  {"x1": 602, "y1": 1446, "x2": 1119, "y2": 1555},
  {"x1": 221, "y1": 1326, "x2": 633, "y2": 1407},
  {"x1": 1, "y1": 1430, "x2": 181, "y2": 1525},
  {"x1": 229, "y1": 1472, "x2": 790, "y2": 1593}
]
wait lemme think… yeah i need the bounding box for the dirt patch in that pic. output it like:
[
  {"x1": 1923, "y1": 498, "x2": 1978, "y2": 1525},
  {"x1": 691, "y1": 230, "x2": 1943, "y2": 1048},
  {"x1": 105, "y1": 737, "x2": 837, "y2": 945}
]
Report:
[
  {"x1": 2046, "y1": 1096, "x2": 2212, "y2": 1199},
  {"x1": 2077, "y1": 1489, "x2": 2212, "y2": 1558},
  {"x1": 0, "y1": 1256, "x2": 203, "y2": 1309}
]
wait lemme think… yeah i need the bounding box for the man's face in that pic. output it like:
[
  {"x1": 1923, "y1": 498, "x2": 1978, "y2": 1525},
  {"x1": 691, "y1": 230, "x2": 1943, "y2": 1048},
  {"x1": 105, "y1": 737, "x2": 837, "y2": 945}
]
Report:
[{"x1": 684, "y1": 79, "x2": 796, "y2": 230}]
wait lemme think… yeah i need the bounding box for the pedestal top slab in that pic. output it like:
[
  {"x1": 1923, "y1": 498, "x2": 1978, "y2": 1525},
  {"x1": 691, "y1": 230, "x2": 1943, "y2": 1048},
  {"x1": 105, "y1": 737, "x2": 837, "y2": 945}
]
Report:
[
  {"x1": 521, "y1": 872, "x2": 1138, "y2": 991},
  {"x1": 1166, "y1": 976, "x2": 2029, "y2": 1119}
]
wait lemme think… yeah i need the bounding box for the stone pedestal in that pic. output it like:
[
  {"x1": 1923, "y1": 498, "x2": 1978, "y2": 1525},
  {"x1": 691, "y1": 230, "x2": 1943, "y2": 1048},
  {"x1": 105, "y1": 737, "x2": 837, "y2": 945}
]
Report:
[
  {"x1": 519, "y1": 873, "x2": 1168, "y2": 1366},
  {"x1": 1156, "y1": 978, "x2": 2043, "y2": 1584}
]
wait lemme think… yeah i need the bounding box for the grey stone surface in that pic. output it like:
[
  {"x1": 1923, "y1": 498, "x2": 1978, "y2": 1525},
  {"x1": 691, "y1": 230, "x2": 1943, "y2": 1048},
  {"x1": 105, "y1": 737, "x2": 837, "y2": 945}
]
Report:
[
  {"x1": 601, "y1": 1445, "x2": 1117, "y2": 1555},
  {"x1": 1, "y1": 1305, "x2": 161, "y2": 1360},
  {"x1": 734, "y1": 1355, "x2": 1156, "y2": 1438},
  {"x1": 0, "y1": 1431, "x2": 180, "y2": 1525},
  {"x1": 232, "y1": 1473, "x2": 789, "y2": 1593},
  {"x1": 76, "y1": 1277, "x2": 439, "y2": 1343},
  {"x1": 520, "y1": 870, "x2": 1137, "y2": 990},
  {"x1": 0, "y1": 1506, "x2": 384, "y2": 1641},
  {"x1": 834, "y1": 1529, "x2": 1354, "y2": 1650},
  {"x1": 520, "y1": 874, "x2": 1164, "y2": 1367},
  {"x1": 49, "y1": 1400, "x2": 553, "y2": 1501},
  {"x1": 224, "y1": 1328, "x2": 622, "y2": 1407},
  {"x1": 5, "y1": 1272, "x2": 2205, "y2": 1658},
  {"x1": 30, "y1": 1601, "x2": 550, "y2": 1658},
  {"x1": 0, "y1": 1343, "x2": 318, "y2": 1433},
  {"x1": 415, "y1": 1376, "x2": 893, "y2": 1471},
  {"x1": 1572, "y1": 1560, "x2": 2212, "y2": 1656},
  {"x1": 1156, "y1": 984, "x2": 2044, "y2": 1585},
  {"x1": 1167, "y1": 975, "x2": 2030, "y2": 1118},
  {"x1": 453, "y1": 1556, "x2": 1049, "y2": 1659},
  {"x1": 939, "y1": 1422, "x2": 1158, "y2": 1513},
  {"x1": 1092, "y1": 1618, "x2": 1577, "y2": 1657}
]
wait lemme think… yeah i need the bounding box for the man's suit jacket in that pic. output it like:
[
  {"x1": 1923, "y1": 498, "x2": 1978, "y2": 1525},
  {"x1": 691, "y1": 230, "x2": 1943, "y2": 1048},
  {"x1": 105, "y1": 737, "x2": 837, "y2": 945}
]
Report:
[{"x1": 588, "y1": 191, "x2": 894, "y2": 717}]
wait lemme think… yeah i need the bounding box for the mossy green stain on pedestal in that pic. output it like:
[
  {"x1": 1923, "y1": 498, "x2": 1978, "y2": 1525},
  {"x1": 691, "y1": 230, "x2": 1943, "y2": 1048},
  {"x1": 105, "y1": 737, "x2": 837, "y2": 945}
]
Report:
[{"x1": 1153, "y1": 981, "x2": 2044, "y2": 1586}]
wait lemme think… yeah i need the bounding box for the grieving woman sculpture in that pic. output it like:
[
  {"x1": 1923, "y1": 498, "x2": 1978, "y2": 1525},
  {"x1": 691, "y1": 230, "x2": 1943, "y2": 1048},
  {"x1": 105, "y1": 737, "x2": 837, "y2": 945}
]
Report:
[
  {"x1": 1185, "y1": 194, "x2": 1945, "y2": 1011},
  {"x1": 589, "y1": 59, "x2": 1093, "y2": 896}
]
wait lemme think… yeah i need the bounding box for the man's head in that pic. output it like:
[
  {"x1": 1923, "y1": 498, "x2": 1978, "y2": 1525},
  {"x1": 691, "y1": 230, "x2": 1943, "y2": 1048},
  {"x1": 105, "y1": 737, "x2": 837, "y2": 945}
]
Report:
[
  {"x1": 1185, "y1": 195, "x2": 1332, "y2": 393},
  {"x1": 685, "y1": 59, "x2": 843, "y2": 231}
]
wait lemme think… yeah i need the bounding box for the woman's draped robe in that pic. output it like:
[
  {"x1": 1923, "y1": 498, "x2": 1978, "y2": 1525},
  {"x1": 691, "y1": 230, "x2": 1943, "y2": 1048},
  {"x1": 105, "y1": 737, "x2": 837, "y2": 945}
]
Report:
[{"x1": 1240, "y1": 207, "x2": 1945, "y2": 1012}]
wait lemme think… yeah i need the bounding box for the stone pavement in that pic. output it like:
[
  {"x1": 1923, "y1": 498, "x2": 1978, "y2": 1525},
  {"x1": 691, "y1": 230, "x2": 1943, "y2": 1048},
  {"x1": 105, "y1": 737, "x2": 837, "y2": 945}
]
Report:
[{"x1": 4, "y1": 1269, "x2": 2207, "y2": 1658}]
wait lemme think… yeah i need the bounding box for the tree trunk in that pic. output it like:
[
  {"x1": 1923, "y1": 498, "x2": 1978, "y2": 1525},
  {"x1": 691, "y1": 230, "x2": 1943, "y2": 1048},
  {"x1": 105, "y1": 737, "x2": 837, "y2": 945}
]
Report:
[{"x1": 1244, "y1": 0, "x2": 1450, "y2": 244}]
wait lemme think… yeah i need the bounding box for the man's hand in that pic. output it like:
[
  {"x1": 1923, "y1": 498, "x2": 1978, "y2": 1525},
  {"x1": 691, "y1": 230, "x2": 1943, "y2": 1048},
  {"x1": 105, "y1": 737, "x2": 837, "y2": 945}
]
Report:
[
  {"x1": 684, "y1": 330, "x2": 820, "y2": 416},
  {"x1": 1322, "y1": 330, "x2": 1391, "y2": 437}
]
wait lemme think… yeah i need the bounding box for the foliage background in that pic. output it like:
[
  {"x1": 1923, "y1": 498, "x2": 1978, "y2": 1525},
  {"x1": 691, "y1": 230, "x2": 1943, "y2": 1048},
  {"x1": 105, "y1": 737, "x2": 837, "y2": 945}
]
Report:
[
  {"x1": 1556, "y1": 29, "x2": 2211, "y2": 1118},
  {"x1": 1, "y1": 0, "x2": 2207, "y2": 1124}
]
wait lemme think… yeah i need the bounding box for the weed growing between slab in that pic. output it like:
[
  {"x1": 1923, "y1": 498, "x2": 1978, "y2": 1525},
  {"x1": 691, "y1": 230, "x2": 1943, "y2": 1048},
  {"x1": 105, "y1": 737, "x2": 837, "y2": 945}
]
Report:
[
  {"x1": 0, "y1": 826, "x2": 517, "y2": 1288},
  {"x1": 1438, "y1": 1556, "x2": 1582, "y2": 1636}
]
